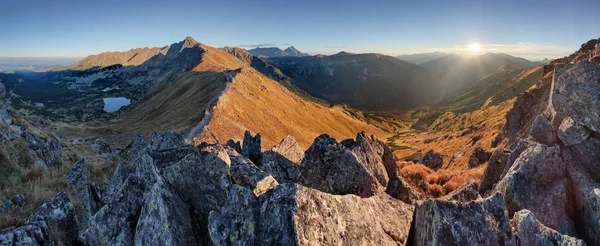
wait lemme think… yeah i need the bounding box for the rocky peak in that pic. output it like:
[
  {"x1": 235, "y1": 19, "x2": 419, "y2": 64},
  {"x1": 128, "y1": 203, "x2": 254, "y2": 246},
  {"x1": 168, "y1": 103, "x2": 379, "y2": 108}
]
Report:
[{"x1": 182, "y1": 36, "x2": 200, "y2": 49}]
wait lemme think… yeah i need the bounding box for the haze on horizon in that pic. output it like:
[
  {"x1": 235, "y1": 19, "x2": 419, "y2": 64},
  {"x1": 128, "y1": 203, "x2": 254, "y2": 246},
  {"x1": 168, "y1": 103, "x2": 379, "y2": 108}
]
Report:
[{"x1": 1, "y1": 0, "x2": 598, "y2": 61}]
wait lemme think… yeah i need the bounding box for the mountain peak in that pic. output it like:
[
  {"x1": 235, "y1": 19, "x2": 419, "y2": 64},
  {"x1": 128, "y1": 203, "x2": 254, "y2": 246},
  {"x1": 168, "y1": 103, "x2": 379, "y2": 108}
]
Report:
[{"x1": 182, "y1": 36, "x2": 200, "y2": 48}]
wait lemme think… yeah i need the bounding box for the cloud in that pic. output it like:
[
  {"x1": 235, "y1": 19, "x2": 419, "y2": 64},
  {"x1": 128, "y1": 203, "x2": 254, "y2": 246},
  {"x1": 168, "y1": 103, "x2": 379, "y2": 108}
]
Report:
[
  {"x1": 325, "y1": 45, "x2": 347, "y2": 49},
  {"x1": 237, "y1": 43, "x2": 278, "y2": 48}
]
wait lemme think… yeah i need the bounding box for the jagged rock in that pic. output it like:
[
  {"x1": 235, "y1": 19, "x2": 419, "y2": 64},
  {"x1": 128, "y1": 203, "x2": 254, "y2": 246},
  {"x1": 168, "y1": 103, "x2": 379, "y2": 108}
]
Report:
[
  {"x1": 260, "y1": 135, "x2": 303, "y2": 183},
  {"x1": 225, "y1": 139, "x2": 242, "y2": 153},
  {"x1": 557, "y1": 117, "x2": 589, "y2": 146},
  {"x1": 66, "y1": 159, "x2": 102, "y2": 230},
  {"x1": 134, "y1": 181, "x2": 195, "y2": 246},
  {"x1": 229, "y1": 153, "x2": 279, "y2": 196},
  {"x1": 468, "y1": 146, "x2": 491, "y2": 168},
  {"x1": 0, "y1": 82, "x2": 6, "y2": 99},
  {"x1": 22, "y1": 131, "x2": 63, "y2": 166},
  {"x1": 242, "y1": 130, "x2": 261, "y2": 164},
  {"x1": 0, "y1": 191, "x2": 78, "y2": 245},
  {"x1": 514, "y1": 210, "x2": 586, "y2": 246},
  {"x1": 344, "y1": 132, "x2": 390, "y2": 187},
  {"x1": 385, "y1": 176, "x2": 422, "y2": 204},
  {"x1": 125, "y1": 135, "x2": 161, "y2": 190},
  {"x1": 494, "y1": 143, "x2": 576, "y2": 235},
  {"x1": 208, "y1": 185, "x2": 259, "y2": 246},
  {"x1": 439, "y1": 179, "x2": 481, "y2": 202},
  {"x1": 565, "y1": 152, "x2": 600, "y2": 245},
  {"x1": 151, "y1": 129, "x2": 186, "y2": 151},
  {"x1": 298, "y1": 134, "x2": 383, "y2": 197},
  {"x1": 502, "y1": 139, "x2": 536, "y2": 178},
  {"x1": 421, "y1": 150, "x2": 443, "y2": 170},
  {"x1": 551, "y1": 61, "x2": 600, "y2": 132},
  {"x1": 406, "y1": 193, "x2": 516, "y2": 245},
  {"x1": 2, "y1": 194, "x2": 25, "y2": 214},
  {"x1": 102, "y1": 161, "x2": 133, "y2": 204},
  {"x1": 209, "y1": 183, "x2": 414, "y2": 246},
  {"x1": 571, "y1": 137, "x2": 600, "y2": 182},
  {"x1": 479, "y1": 149, "x2": 510, "y2": 195},
  {"x1": 528, "y1": 114, "x2": 555, "y2": 146},
  {"x1": 84, "y1": 176, "x2": 145, "y2": 246}
]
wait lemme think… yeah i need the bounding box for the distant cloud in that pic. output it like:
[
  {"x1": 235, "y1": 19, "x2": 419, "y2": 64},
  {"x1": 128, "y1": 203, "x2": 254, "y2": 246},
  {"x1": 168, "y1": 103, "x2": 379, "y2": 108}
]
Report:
[
  {"x1": 237, "y1": 43, "x2": 278, "y2": 48},
  {"x1": 325, "y1": 45, "x2": 347, "y2": 49}
]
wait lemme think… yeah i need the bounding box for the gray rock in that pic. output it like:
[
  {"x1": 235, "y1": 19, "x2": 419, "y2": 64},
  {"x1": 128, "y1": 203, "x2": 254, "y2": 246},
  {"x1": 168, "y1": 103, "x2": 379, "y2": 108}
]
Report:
[
  {"x1": 84, "y1": 176, "x2": 145, "y2": 246},
  {"x1": 298, "y1": 134, "x2": 383, "y2": 197},
  {"x1": 260, "y1": 135, "x2": 303, "y2": 183},
  {"x1": 421, "y1": 150, "x2": 443, "y2": 170},
  {"x1": 439, "y1": 179, "x2": 481, "y2": 202},
  {"x1": 491, "y1": 132, "x2": 503, "y2": 148},
  {"x1": 557, "y1": 117, "x2": 589, "y2": 146},
  {"x1": 229, "y1": 153, "x2": 279, "y2": 196},
  {"x1": 21, "y1": 131, "x2": 63, "y2": 167},
  {"x1": 479, "y1": 149, "x2": 510, "y2": 195},
  {"x1": 66, "y1": 159, "x2": 102, "y2": 230},
  {"x1": 134, "y1": 181, "x2": 195, "y2": 246},
  {"x1": 151, "y1": 129, "x2": 187, "y2": 151},
  {"x1": 92, "y1": 137, "x2": 116, "y2": 157},
  {"x1": 528, "y1": 114, "x2": 555, "y2": 146},
  {"x1": 494, "y1": 143, "x2": 576, "y2": 235},
  {"x1": 225, "y1": 139, "x2": 242, "y2": 153},
  {"x1": 468, "y1": 146, "x2": 491, "y2": 168},
  {"x1": 242, "y1": 130, "x2": 261, "y2": 164},
  {"x1": 514, "y1": 210, "x2": 586, "y2": 246},
  {"x1": 552, "y1": 61, "x2": 600, "y2": 132},
  {"x1": 406, "y1": 193, "x2": 516, "y2": 246},
  {"x1": 0, "y1": 82, "x2": 6, "y2": 99},
  {"x1": 2, "y1": 194, "x2": 25, "y2": 214},
  {"x1": 102, "y1": 161, "x2": 133, "y2": 204},
  {"x1": 571, "y1": 137, "x2": 600, "y2": 182},
  {"x1": 208, "y1": 185, "x2": 259, "y2": 246},
  {"x1": 386, "y1": 175, "x2": 422, "y2": 204}
]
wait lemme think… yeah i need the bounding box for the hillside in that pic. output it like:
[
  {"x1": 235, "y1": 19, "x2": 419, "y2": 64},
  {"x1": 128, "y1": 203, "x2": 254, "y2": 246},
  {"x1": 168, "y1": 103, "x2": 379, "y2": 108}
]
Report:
[
  {"x1": 265, "y1": 52, "x2": 440, "y2": 111},
  {"x1": 395, "y1": 51, "x2": 449, "y2": 65}
]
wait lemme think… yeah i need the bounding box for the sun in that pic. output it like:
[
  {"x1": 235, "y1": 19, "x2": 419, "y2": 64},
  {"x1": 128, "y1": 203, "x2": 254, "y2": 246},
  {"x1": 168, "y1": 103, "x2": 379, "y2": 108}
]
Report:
[{"x1": 469, "y1": 42, "x2": 481, "y2": 53}]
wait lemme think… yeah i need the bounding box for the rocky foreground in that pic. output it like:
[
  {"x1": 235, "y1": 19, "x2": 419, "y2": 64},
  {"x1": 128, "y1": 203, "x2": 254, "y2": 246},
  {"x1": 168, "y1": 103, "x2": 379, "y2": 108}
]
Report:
[{"x1": 1, "y1": 39, "x2": 600, "y2": 245}]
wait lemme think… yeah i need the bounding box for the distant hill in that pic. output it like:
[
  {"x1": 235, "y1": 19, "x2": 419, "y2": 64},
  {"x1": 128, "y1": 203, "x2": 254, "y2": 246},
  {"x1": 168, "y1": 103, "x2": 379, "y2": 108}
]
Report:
[
  {"x1": 395, "y1": 52, "x2": 449, "y2": 65},
  {"x1": 265, "y1": 52, "x2": 440, "y2": 111},
  {"x1": 247, "y1": 46, "x2": 309, "y2": 58}
]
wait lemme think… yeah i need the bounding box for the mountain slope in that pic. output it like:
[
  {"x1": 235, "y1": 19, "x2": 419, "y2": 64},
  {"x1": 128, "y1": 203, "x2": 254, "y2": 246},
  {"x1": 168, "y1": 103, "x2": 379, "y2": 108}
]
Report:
[
  {"x1": 247, "y1": 46, "x2": 309, "y2": 58},
  {"x1": 265, "y1": 52, "x2": 440, "y2": 110},
  {"x1": 395, "y1": 52, "x2": 449, "y2": 65}
]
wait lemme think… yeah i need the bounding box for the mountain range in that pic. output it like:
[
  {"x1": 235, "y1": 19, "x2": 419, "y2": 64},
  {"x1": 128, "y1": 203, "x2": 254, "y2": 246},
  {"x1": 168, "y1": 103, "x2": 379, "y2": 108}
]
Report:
[{"x1": 246, "y1": 46, "x2": 310, "y2": 58}]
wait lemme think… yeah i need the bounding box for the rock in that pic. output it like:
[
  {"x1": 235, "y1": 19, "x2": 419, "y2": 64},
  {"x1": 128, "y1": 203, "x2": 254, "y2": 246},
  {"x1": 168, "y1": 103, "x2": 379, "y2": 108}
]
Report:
[
  {"x1": 242, "y1": 130, "x2": 261, "y2": 164},
  {"x1": 494, "y1": 143, "x2": 576, "y2": 236},
  {"x1": 208, "y1": 185, "x2": 259, "y2": 246},
  {"x1": 478, "y1": 149, "x2": 510, "y2": 195},
  {"x1": 421, "y1": 150, "x2": 443, "y2": 170},
  {"x1": 22, "y1": 131, "x2": 63, "y2": 166},
  {"x1": 468, "y1": 146, "x2": 491, "y2": 168},
  {"x1": 84, "y1": 176, "x2": 145, "y2": 246},
  {"x1": 571, "y1": 137, "x2": 600, "y2": 182},
  {"x1": 125, "y1": 135, "x2": 161, "y2": 190},
  {"x1": 102, "y1": 161, "x2": 133, "y2": 204},
  {"x1": 565, "y1": 155, "x2": 600, "y2": 245},
  {"x1": 386, "y1": 175, "x2": 422, "y2": 204},
  {"x1": 343, "y1": 132, "x2": 391, "y2": 187},
  {"x1": 439, "y1": 179, "x2": 481, "y2": 202},
  {"x1": 2, "y1": 194, "x2": 25, "y2": 214},
  {"x1": 225, "y1": 139, "x2": 242, "y2": 153},
  {"x1": 551, "y1": 61, "x2": 600, "y2": 132},
  {"x1": 134, "y1": 181, "x2": 195, "y2": 246},
  {"x1": 66, "y1": 159, "x2": 102, "y2": 230},
  {"x1": 151, "y1": 129, "x2": 187, "y2": 151},
  {"x1": 93, "y1": 137, "x2": 116, "y2": 157},
  {"x1": 298, "y1": 134, "x2": 383, "y2": 197},
  {"x1": 503, "y1": 139, "x2": 536, "y2": 178},
  {"x1": 209, "y1": 183, "x2": 414, "y2": 246},
  {"x1": 514, "y1": 210, "x2": 586, "y2": 246},
  {"x1": 0, "y1": 81, "x2": 6, "y2": 99},
  {"x1": 528, "y1": 114, "x2": 555, "y2": 146},
  {"x1": 406, "y1": 193, "x2": 516, "y2": 246},
  {"x1": 557, "y1": 117, "x2": 589, "y2": 146},
  {"x1": 260, "y1": 135, "x2": 303, "y2": 183},
  {"x1": 229, "y1": 153, "x2": 279, "y2": 196}
]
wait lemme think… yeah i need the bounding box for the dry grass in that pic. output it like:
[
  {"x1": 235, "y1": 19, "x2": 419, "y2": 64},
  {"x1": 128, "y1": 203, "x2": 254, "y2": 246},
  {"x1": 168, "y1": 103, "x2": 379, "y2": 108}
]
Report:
[
  {"x1": 21, "y1": 165, "x2": 47, "y2": 183},
  {"x1": 399, "y1": 162, "x2": 486, "y2": 197}
]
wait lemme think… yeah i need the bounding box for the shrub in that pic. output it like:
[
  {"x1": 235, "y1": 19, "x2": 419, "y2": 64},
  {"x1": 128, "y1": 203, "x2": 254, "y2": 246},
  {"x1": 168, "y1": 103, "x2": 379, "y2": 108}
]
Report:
[{"x1": 400, "y1": 164, "x2": 433, "y2": 184}]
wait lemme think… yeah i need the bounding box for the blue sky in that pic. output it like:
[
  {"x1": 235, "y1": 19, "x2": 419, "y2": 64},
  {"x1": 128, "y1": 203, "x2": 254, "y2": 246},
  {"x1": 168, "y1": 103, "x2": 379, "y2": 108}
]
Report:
[{"x1": 1, "y1": 0, "x2": 598, "y2": 60}]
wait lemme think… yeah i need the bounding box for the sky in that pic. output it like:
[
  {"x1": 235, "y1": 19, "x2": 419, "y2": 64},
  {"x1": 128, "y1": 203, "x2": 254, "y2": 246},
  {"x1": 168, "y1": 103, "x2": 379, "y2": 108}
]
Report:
[{"x1": 0, "y1": 0, "x2": 598, "y2": 61}]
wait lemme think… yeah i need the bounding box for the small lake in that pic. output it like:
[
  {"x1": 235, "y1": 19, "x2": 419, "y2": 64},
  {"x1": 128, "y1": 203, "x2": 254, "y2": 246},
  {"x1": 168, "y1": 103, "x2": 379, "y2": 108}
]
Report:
[{"x1": 103, "y1": 97, "x2": 131, "y2": 113}]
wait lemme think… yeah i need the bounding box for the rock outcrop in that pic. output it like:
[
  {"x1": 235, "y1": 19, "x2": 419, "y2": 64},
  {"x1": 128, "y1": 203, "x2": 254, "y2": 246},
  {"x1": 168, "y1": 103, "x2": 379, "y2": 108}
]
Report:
[
  {"x1": 514, "y1": 210, "x2": 586, "y2": 246},
  {"x1": 439, "y1": 179, "x2": 481, "y2": 202},
  {"x1": 468, "y1": 146, "x2": 491, "y2": 168},
  {"x1": 407, "y1": 193, "x2": 516, "y2": 245},
  {"x1": 2, "y1": 194, "x2": 25, "y2": 214},
  {"x1": 421, "y1": 150, "x2": 443, "y2": 170},
  {"x1": 260, "y1": 135, "x2": 303, "y2": 183},
  {"x1": 242, "y1": 130, "x2": 262, "y2": 164}
]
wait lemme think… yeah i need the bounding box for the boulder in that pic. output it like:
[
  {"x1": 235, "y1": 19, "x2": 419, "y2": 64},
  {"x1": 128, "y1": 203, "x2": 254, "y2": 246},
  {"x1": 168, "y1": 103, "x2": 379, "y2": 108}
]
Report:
[
  {"x1": 66, "y1": 159, "x2": 102, "y2": 230},
  {"x1": 102, "y1": 161, "x2": 133, "y2": 204},
  {"x1": 406, "y1": 193, "x2": 516, "y2": 246},
  {"x1": 298, "y1": 134, "x2": 383, "y2": 197},
  {"x1": 557, "y1": 117, "x2": 589, "y2": 146},
  {"x1": 151, "y1": 129, "x2": 187, "y2": 151},
  {"x1": 84, "y1": 176, "x2": 145, "y2": 246},
  {"x1": 513, "y1": 210, "x2": 586, "y2": 246},
  {"x1": 241, "y1": 130, "x2": 261, "y2": 164},
  {"x1": 528, "y1": 114, "x2": 555, "y2": 146},
  {"x1": 229, "y1": 153, "x2": 279, "y2": 196},
  {"x1": 439, "y1": 179, "x2": 481, "y2": 202},
  {"x1": 551, "y1": 61, "x2": 600, "y2": 132},
  {"x1": 2, "y1": 194, "x2": 25, "y2": 214},
  {"x1": 494, "y1": 143, "x2": 576, "y2": 236},
  {"x1": 478, "y1": 149, "x2": 510, "y2": 195},
  {"x1": 421, "y1": 150, "x2": 443, "y2": 170},
  {"x1": 468, "y1": 146, "x2": 491, "y2": 168},
  {"x1": 260, "y1": 135, "x2": 303, "y2": 183},
  {"x1": 386, "y1": 175, "x2": 422, "y2": 204},
  {"x1": 565, "y1": 151, "x2": 600, "y2": 245},
  {"x1": 209, "y1": 183, "x2": 414, "y2": 246},
  {"x1": 93, "y1": 137, "x2": 116, "y2": 157},
  {"x1": 134, "y1": 181, "x2": 195, "y2": 246},
  {"x1": 225, "y1": 139, "x2": 242, "y2": 153},
  {"x1": 571, "y1": 137, "x2": 600, "y2": 182}
]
